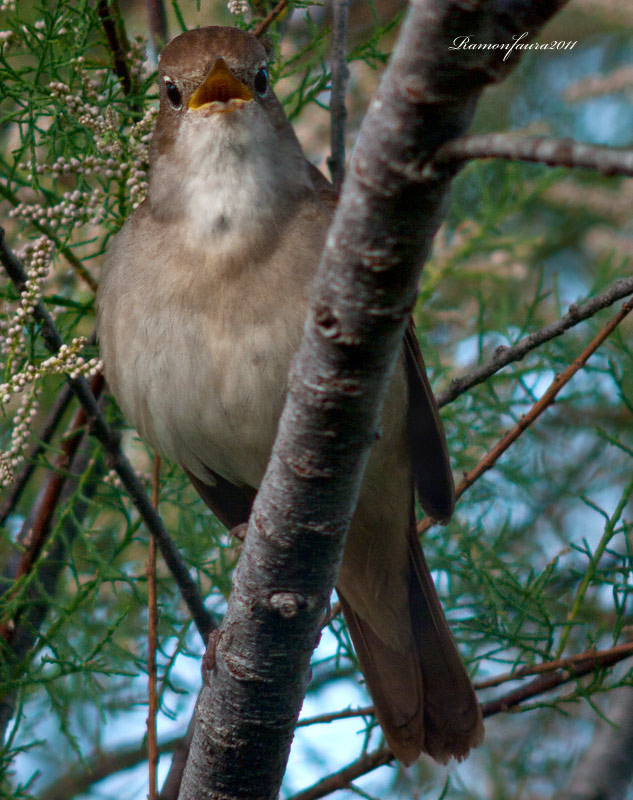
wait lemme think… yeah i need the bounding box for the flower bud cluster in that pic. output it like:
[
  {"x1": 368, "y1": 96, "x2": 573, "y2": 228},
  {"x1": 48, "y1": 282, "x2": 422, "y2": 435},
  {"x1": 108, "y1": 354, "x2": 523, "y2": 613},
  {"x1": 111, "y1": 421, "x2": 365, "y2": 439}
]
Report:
[
  {"x1": 1, "y1": 339, "x2": 101, "y2": 407},
  {"x1": 10, "y1": 188, "x2": 105, "y2": 230},
  {"x1": 0, "y1": 385, "x2": 39, "y2": 487},
  {"x1": 1, "y1": 236, "x2": 52, "y2": 362},
  {"x1": 16, "y1": 73, "x2": 158, "y2": 225},
  {"x1": 228, "y1": 0, "x2": 250, "y2": 15}
]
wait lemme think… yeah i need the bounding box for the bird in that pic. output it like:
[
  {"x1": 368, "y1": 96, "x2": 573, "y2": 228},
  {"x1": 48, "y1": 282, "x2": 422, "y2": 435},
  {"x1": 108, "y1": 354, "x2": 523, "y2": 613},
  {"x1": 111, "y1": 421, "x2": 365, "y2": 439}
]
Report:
[{"x1": 97, "y1": 24, "x2": 484, "y2": 765}]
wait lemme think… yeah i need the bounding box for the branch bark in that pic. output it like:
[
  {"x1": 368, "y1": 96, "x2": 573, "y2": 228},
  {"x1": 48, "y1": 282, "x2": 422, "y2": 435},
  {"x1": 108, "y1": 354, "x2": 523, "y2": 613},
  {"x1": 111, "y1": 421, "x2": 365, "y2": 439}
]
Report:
[
  {"x1": 179, "y1": 1, "x2": 569, "y2": 798},
  {"x1": 434, "y1": 133, "x2": 633, "y2": 177}
]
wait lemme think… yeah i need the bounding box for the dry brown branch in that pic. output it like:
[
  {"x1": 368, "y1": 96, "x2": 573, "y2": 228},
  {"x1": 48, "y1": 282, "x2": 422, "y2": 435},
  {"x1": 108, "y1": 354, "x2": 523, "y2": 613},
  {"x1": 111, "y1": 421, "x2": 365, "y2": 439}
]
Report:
[
  {"x1": 296, "y1": 704, "x2": 374, "y2": 727},
  {"x1": 418, "y1": 297, "x2": 633, "y2": 534},
  {"x1": 0, "y1": 375, "x2": 103, "y2": 642},
  {"x1": 40, "y1": 733, "x2": 183, "y2": 800},
  {"x1": 434, "y1": 134, "x2": 633, "y2": 177},
  {"x1": 97, "y1": 0, "x2": 134, "y2": 96},
  {"x1": 254, "y1": 0, "x2": 288, "y2": 37},
  {"x1": 475, "y1": 641, "x2": 633, "y2": 690},
  {"x1": 288, "y1": 747, "x2": 392, "y2": 800}
]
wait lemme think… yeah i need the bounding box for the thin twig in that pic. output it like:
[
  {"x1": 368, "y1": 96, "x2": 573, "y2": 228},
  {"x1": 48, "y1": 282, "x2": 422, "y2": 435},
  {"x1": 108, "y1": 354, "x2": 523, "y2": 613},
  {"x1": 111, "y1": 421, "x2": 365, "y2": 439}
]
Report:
[
  {"x1": 147, "y1": 454, "x2": 160, "y2": 799},
  {"x1": 97, "y1": 0, "x2": 134, "y2": 96},
  {"x1": 288, "y1": 747, "x2": 393, "y2": 800},
  {"x1": 436, "y1": 276, "x2": 633, "y2": 408},
  {"x1": 296, "y1": 705, "x2": 374, "y2": 727},
  {"x1": 158, "y1": 703, "x2": 197, "y2": 800},
  {"x1": 0, "y1": 228, "x2": 215, "y2": 641},
  {"x1": 419, "y1": 297, "x2": 633, "y2": 534},
  {"x1": 474, "y1": 640, "x2": 633, "y2": 690},
  {"x1": 253, "y1": 0, "x2": 288, "y2": 37},
  {"x1": 0, "y1": 430, "x2": 100, "y2": 740},
  {"x1": 326, "y1": 0, "x2": 349, "y2": 190},
  {"x1": 434, "y1": 134, "x2": 633, "y2": 177}
]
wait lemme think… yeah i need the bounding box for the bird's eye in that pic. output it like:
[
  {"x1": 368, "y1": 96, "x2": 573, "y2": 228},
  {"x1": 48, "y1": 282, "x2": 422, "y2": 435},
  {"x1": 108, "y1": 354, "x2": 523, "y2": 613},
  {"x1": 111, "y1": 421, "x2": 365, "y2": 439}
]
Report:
[
  {"x1": 254, "y1": 67, "x2": 268, "y2": 97},
  {"x1": 165, "y1": 81, "x2": 182, "y2": 109}
]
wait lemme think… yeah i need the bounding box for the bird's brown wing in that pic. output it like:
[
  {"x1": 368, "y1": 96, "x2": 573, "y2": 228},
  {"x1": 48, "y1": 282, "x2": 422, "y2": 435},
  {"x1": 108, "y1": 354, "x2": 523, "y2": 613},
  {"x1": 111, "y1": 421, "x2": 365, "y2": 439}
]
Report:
[
  {"x1": 403, "y1": 319, "x2": 455, "y2": 524},
  {"x1": 184, "y1": 467, "x2": 255, "y2": 530}
]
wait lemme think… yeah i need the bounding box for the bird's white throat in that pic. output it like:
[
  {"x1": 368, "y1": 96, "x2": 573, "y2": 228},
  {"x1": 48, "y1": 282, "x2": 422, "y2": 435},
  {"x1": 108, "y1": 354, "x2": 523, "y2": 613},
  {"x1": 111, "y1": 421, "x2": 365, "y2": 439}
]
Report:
[{"x1": 149, "y1": 106, "x2": 311, "y2": 254}]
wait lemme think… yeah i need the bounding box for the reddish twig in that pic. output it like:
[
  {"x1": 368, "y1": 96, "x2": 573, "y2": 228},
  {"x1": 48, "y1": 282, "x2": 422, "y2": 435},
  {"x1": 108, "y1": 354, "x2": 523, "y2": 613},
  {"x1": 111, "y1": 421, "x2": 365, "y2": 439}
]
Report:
[
  {"x1": 296, "y1": 705, "x2": 374, "y2": 727},
  {"x1": 40, "y1": 733, "x2": 184, "y2": 800},
  {"x1": 434, "y1": 133, "x2": 633, "y2": 178},
  {"x1": 475, "y1": 641, "x2": 633, "y2": 690},
  {"x1": 253, "y1": 0, "x2": 288, "y2": 37},
  {"x1": 288, "y1": 747, "x2": 392, "y2": 800},
  {"x1": 147, "y1": 455, "x2": 160, "y2": 799},
  {"x1": 0, "y1": 375, "x2": 103, "y2": 642},
  {"x1": 418, "y1": 297, "x2": 633, "y2": 534}
]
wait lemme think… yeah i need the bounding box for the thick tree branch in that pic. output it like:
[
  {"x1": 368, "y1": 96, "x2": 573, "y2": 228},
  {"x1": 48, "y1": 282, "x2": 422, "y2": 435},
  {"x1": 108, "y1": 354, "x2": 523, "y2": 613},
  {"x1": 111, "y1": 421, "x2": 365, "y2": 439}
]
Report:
[
  {"x1": 179, "y1": 1, "x2": 569, "y2": 798},
  {"x1": 436, "y1": 275, "x2": 633, "y2": 408},
  {"x1": 0, "y1": 228, "x2": 215, "y2": 642},
  {"x1": 434, "y1": 133, "x2": 633, "y2": 177}
]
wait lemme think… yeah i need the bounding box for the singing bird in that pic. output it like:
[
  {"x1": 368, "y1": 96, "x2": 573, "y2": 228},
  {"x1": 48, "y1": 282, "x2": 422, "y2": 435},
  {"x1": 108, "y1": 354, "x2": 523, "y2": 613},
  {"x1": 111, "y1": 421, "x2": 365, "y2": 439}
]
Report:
[{"x1": 97, "y1": 25, "x2": 483, "y2": 765}]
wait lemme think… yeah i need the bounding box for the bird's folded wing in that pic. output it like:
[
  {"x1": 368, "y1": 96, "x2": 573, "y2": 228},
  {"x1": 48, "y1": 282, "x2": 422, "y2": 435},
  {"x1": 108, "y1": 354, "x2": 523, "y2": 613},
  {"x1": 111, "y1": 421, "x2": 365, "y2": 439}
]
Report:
[
  {"x1": 404, "y1": 320, "x2": 455, "y2": 524},
  {"x1": 184, "y1": 466, "x2": 255, "y2": 530}
]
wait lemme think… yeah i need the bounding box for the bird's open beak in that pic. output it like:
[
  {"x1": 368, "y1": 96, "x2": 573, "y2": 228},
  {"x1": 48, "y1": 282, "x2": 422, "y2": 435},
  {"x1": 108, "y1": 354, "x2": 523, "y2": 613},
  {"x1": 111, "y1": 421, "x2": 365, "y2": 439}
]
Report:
[{"x1": 187, "y1": 58, "x2": 253, "y2": 113}]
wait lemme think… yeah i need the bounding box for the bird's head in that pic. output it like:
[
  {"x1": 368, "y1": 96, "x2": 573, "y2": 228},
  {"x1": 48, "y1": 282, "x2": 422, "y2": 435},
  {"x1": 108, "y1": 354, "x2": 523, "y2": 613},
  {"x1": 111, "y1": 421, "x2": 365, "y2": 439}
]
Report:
[{"x1": 147, "y1": 26, "x2": 311, "y2": 238}]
